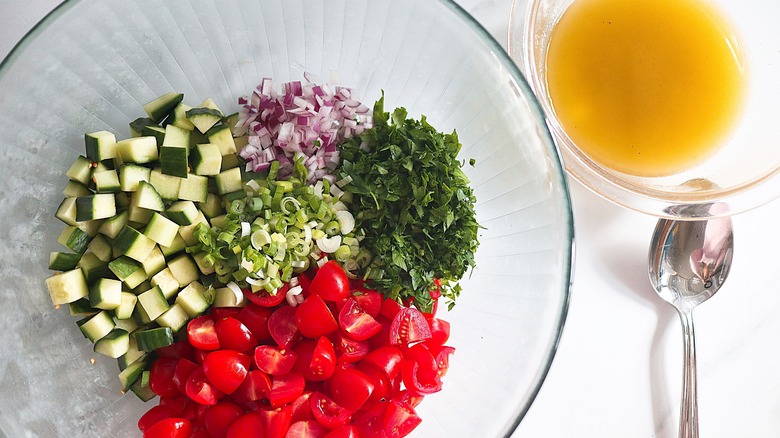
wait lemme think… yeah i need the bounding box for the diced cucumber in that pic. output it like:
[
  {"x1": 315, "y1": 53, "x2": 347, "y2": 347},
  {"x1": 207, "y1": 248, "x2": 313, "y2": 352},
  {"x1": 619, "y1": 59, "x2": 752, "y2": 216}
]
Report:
[
  {"x1": 114, "y1": 319, "x2": 141, "y2": 342},
  {"x1": 45, "y1": 268, "x2": 88, "y2": 305},
  {"x1": 94, "y1": 160, "x2": 114, "y2": 172},
  {"x1": 175, "y1": 281, "x2": 211, "y2": 317},
  {"x1": 58, "y1": 226, "x2": 91, "y2": 254},
  {"x1": 49, "y1": 252, "x2": 81, "y2": 271},
  {"x1": 108, "y1": 256, "x2": 142, "y2": 282},
  {"x1": 167, "y1": 254, "x2": 199, "y2": 287},
  {"x1": 115, "y1": 191, "x2": 130, "y2": 208},
  {"x1": 160, "y1": 124, "x2": 190, "y2": 177},
  {"x1": 233, "y1": 135, "x2": 248, "y2": 151},
  {"x1": 86, "y1": 234, "x2": 113, "y2": 263},
  {"x1": 178, "y1": 211, "x2": 209, "y2": 246},
  {"x1": 66, "y1": 155, "x2": 93, "y2": 186},
  {"x1": 125, "y1": 280, "x2": 151, "y2": 295},
  {"x1": 75, "y1": 193, "x2": 116, "y2": 221},
  {"x1": 186, "y1": 107, "x2": 223, "y2": 134},
  {"x1": 207, "y1": 124, "x2": 237, "y2": 156},
  {"x1": 129, "y1": 117, "x2": 157, "y2": 137},
  {"x1": 69, "y1": 298, "x2": 96, "y2": 317},
  {"x1": 215, "y1": 167, "x2": 242, "y2": 195},
  {"x1": 89, "y1": 278, "x2": 122, "y2": 310},
  {"x1": 124, "y1": 265, "x2": 148, "y2": 290},
  {"x1": 94, "y1": 329, "x2": 129, "y2": 358},
  {"x1": 214, "y1": 286, "x2": 246, "y2": 308},
  {"x1": 127, "y1": 203, "x2": 153, "y2": 225},
  {"x1": 150, "y1": 267, "x2": 180, "y2": 299},
  {"x1": 200, "y1": 98, "x2": 222, "y2": 113},
  {"x1": 130, "y1": 370, "x2": 156, "y2": 402},
  {"x1": 119, "y1": 164, "x2": 151, "y2": 192},
  {"x1": 143, "y1": 92, "x2": 184, "y2": 123},
  {"x1": 199, "y1": 192, "x2": 225, "y2": 219},
  {"x1": 92, "y1": 169, "x2": 121, "y2": 193},
  {"x1": 63, "y1": 180, "x2": 93, "y2": 198},
  {"x1": 166, "y1": 200, "x2": 198, "y2": 225},
  {"x1": 99, "y1": 211, "x2": 129, "y2": 239},
  {"x1": 143, "y1": 212, "x2": 178, "y2": 247},
  {"x1": 170, "y1": 102, "x2": 195, "y2": 131},
  {"x1": 155, "y1": 303, "x2": 189, "y2": 333},
  {"x1": 140, "y1": 246, "x2": 166, "y2": 277},
  {"x1": 142, "y1": 125, "x2": 166, "y2": 145},
  {"x1": 220, "y1": 152, "x2": 242, "y2": 171},
  {"x1": 178, "y1": 173, "x2": 208, "y2": 203},
  {"x1": 133, "y1": 181, "x2": 165, "y2": 212},
  {"x1": 134, "y1": 327, "x2": 174, "y2": 352},
  {"x1": 189, "y1": 129, "x2": 209, "y2": 149},
  {"x1": 114, "y1": 292, "x2": 138, "y2": 320},
  {"x1": 77, "y1": 252, "x2": 110, "y2": 284},
  {"x1": 85, "y1": 131, "x2": 117, "y2": 162},
  {"x1": 160, "y1": 233, "x2": 187, "y2": 257},
  {"x1": 76, "y1": 219, "x2": 104, "y2": 238},
  {"x1": 190, "y1": 143, "x2": 222, "y2": 176},
  {"x1": 77, "y1": 310, "x2": 115, "y2": 342},
  {"x1": 55, "y1": 197, "x2": 79, "y2": 226},
  {"x1": 116, "y1": 137, "x2": 159, "y2": 164},
  {"x1": 137, "y1": 285, "x2": 169, "y2": 321},
  {"x1": 149, "y1": 169, "x2": 181, "y2": 201},
  {"x1": 113, "y1": 225, "x2": 156, "y2": 262},
  {"x1": 118, "y1": 360, "x2": 146, "y2": 391},
  {"x1": 209, "y1": 214, "x2": 227, "y2": 229},
  {"x1": 192, "y1": 252, "x2": 216, "y2": 275}
]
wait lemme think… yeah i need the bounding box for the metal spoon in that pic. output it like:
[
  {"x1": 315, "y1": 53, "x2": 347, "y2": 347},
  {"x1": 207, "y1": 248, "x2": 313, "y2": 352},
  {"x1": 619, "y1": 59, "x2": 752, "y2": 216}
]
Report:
[{"x1": 648, "y1": 216, "x2": 734, "y2": 438}]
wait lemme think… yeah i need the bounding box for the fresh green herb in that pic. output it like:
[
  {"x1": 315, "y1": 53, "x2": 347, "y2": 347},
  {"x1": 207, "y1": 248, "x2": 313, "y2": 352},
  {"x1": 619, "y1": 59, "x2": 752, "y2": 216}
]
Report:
[{"x1": 338, "y1": 95, "x2": 480, "y2": 312}]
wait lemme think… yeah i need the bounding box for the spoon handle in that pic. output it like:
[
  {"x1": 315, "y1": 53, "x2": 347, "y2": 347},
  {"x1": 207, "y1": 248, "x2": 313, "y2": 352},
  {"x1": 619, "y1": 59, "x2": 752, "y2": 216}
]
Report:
[{"x1": 678, "y1": 309, "x2": 698, "y2": 438}]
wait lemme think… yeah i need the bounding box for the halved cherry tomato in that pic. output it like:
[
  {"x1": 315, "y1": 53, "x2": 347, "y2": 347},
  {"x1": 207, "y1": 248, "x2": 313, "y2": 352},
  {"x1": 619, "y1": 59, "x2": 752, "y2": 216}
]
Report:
[
  {"x1": 150, "y1": 357, "x2": 180, "y2": 398},
  {"x1": 187, "y1": 315, "x2": 220, "y2": 351},
  {"x1": 293, "y1": 337, "x2": 336, "y2": 381},
  {"x1": 379, "y1": 298, "x2": 402, "y2": 320},
  {"x1": 401, "y1": 350, "x2": 443, "y2": 395},
  {"x1": 156, "y1": 341, "x2": 195, "y2": 360},
  {"x1": 323, "y1": 424, "x2": 359, "y2": 438},
  {"x1": 352, "y1": 289, "x2": 382, "y2": 319},
  {"x1": 328, "y1": 366, "x2": 375, "y2": 413},
  {"x1": 203, "y1": 402, "x2": 243, "y2": 438},
  {"x1": 202, "y1": 350, "x2": 250, "y2": 394},
  {"x1": 426, "y1": 318, "x2": 450, "y2": 350},
  {"x1": 383, "y1": 399, "x2": 422, "y2": 438},
  {"x1": 254, "y1": 345, "x2": 298, "y2": 376},
  {"x1": 310, "y1": 260, "x2": 349, "y2": 301},
  {"x1": 403, "y1": 344, "x2": 438, "y2": 382},
  {"x1": 215, "y1": 317, "x2": 257, "y2": 352},
  {"x1": 362, "y1": 346, "x2": 404, "y2": 379},
  {"x1": 159, "y1": 395, "x2": 189, "y2": 414},
  {"x1": 268, "y1": 305, "x2": 301, "y2": 349},
  {"x1": 296, "y1": 294, "x2": 339, "y2": 338},
  {"x1": 226, "y1": 412, "x2": 265, "y2": 438},
  {"x1": 290, "y1": 391, "x2": 315, "y2": 423},
  {"x1": 269, "y1": 372, "x2": 306, "y2": 408},
  {"x1": 286, "y1": 420, "x2": 329, "y2": 437},
  {"x1": 258, "y1": 405, "x2": 292, "y2": 438},
  {"x1": 331, "y1": 332, "x2": 369, "y2": 364},
  {"x1": 353, "y1": 402, "x2": 387, "y2": 437},
  {"x1": 338, "y1": 298, "x2": 382, "y2": 341},
  {"x1": 297, "y1": 272, "x2": 313, "y2": 295},
  {"x1": 396, "y1": 390, "x2": 425, "y2": 408},
  {"x1": 244, "y1": 283, "x2": 289, "y2": 307},
  {"x1": 233, "y1": 370, "x2": 273, "y2": 403},
  {"x1": 435, "y1": 346, "x2": 455, "y2": 378},
  {"x1": 211, "y1": 307, "x2": 242, "y2": 320},
  {"x1": 310, "y1": 391, "x2": 351, "y2": 429},
  {"x1": 359, "y1": 362, "x2": 392, "y2": 404},
  {"x1": 143, "y1": 417, "x2": 192, "y2": 438},
  {"x1": 172, "y1": 358, "x2": 199, "y2": 395},
  {"x1": 389, "y1": 307, "x2": 432, "y2": 347},
  {"x1": 138, "y1": 405, "x2": 177, "y2": 432},
  {"x1": 186, "y1": 368, "x2": 224, "y2": 406},
  {"x1": 238, "y1": 303, "x2": 272, "y2": 341}
]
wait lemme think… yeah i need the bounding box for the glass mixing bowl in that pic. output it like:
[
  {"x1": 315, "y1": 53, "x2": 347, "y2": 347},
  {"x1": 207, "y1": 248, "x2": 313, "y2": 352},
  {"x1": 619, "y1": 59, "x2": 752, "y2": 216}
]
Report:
[
  {"x1": 0, "y1": 0, "x2": 573, "y2": 436},
  {"x1": 510, "y1": 0, "x2": 780, "y2": 219}
]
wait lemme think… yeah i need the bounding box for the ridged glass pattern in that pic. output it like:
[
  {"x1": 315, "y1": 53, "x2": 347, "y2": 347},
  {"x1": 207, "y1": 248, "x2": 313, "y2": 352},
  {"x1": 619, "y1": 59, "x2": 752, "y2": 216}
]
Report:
[{"x1": 0, "y1": 0, "x2": 573, "y2": 436}]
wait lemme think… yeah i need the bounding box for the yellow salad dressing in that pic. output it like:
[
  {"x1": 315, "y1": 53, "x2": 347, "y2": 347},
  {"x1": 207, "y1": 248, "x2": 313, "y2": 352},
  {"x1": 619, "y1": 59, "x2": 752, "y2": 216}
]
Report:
[{"x1": 546, "y1": 0, "x2": 746, "y2": 176}]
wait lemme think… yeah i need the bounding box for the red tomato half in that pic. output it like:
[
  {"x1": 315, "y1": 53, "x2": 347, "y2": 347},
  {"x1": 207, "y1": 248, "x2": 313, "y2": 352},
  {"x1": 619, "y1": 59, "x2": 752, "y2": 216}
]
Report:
[
  {"x1": 187, "y1": 315, "x2": 220, "y2": 351},
  {"x1": 362, "y1": 346, "x2": 404, "y2": 379},
  {"x1": 186, "y1": 368, "x2": 224, "y2": 406},
  {"x1": 211, "y1": 307, "x2": 242, "y2": 320},
  {"x1": 244, "y1": 283, "x2": 289, "y2": 307},
  {"x1": 156, "y1": 341, "x2": 194, "y2": 360},
  {"x1": 172, "y1": 358, "x2": 199, "y2": 395},
  {"x1": 323, "y1": 424, "x2": 359, "y2": 438},
  {"x1": 202, "y1": 350, "x2": 250, "y2": 394},
  {"x1": 295, "y1": 294, "x2": 339, "y2": 338},
  {"x1": 338, "y1": 298, "x2": 382, "y2": 341},
  {"x1": 383, "y1": 399, "x2": 422, "y2": 438},
  {"x1": 426, "y1": 318, "x2": 450, "y2": 350},
  {"x1": 293, "y1": 337, "x2": 336, "y2": 381},
  {"x1": 389, "y1": 308, "x2": 432, "y2": 347},
  {"x1": 352, "y1": 289, "x2": 382, "y2": 319},
  {"x1": 269, "y1": 372, "x2": 306, "y2": 408},
  {"x1": 254, "y1": 345, "x2": 298, "y2": 376},
  {"x1": 353, "y1": 402, "x2": 387, "y2": 437},
  {"x1": 233, "y1": 370, "x2": 273, "y2": 403},
  {"x1": 331, "y1": 332, "x2": 369, "y2": 364},
  {"x1": 138, "y1": 405, "x2": 177, "y2": 432},
  {"x1": 310, "y1": 260, "x2": 349, "y2": 301},
  {"x1": 143, "y1": 418, "x2": 192, "y2": 438},
  {"x1": 258, "y1": 405, "x2": 293, "y2": 438},
  {"x1": 203, "y1": 402, "x2": 242, "y2": 438},
  {"x1": 268, "y1": 305, "x2": 301, "y2": 349},
  {"x1": 328, "y1": 366, "x2": 375, "y2": 413},
  {"x1": 238, "y1": 304, "x2": 272, "y2": 341},
  {"x1": 286, "y1": 420, "x2": 329, "y2": 438},
  {"x1": 310, "y1": 391, "x2": 351, "y2": 430},
  {"x1": 215, "y1": 317, "x2": 257, "y2": 352},
  {"x1": 150, "y1": 357, "x2": 180, "y2": 398},
  {"x1": 226, "y1": 412, "x2": 265, "y2": 438}
]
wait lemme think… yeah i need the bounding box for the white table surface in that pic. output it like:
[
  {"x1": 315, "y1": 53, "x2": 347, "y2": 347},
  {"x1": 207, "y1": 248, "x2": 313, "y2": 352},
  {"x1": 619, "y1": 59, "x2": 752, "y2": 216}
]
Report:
[{"x1": 3, "y1": 1, "x2": 780, "y2": 437}]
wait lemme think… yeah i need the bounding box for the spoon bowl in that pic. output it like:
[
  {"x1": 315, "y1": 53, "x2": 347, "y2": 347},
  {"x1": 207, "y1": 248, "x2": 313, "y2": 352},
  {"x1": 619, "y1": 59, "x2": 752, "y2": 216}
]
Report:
[{"x1": 648, "y1": 213, "x2": 734, "y2": 437}]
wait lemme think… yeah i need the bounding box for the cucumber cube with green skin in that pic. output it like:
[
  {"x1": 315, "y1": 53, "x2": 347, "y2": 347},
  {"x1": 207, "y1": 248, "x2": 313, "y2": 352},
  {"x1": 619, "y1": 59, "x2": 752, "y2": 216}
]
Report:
[
  {"x1": 186, "y1": 107, "x2": 223, "y2": 134},
  {"x1": 76, "y1": 193, "x2": 116, "y2": 221},
  {"x1": 143, "y1": 92, "x2": 184, "y2": 123},
  {"x1": 191, "y1": 143, "x2": 222, "y2": 176},
  {"x1": 137, "y1": 286, "x2": 169, "y2": 321},
  {"x1": 113, "y1": 315, "x2": 139, "y2": 334},
  {"x1": 108, "y1": 256, "x2": 142, "y2": 282},
  {"x1": 160, "y1": 234, "x2": 187, "y2": 257},
  {"x1": 150, "y1": 267, "x2": 180, "y2": 299},
  {"x1": 68, "y1": 299, "x2": 96, "y2": 317},
  {"x1": 77, "y1": 219, "x2": 104, "y2": 238},
  {"x1": 170, "y1": 102, "x2": 195, "y2": 131},
  {"x1": 140, "y1": 246, "x2": 166, "y2": 278},
  {"x1": 87, "y1": 234, "x2": 113, "y2": 263},
  {"x1": 130, "y1": 371, "x2": 156, "y2": 402},
  {"x1": 149, "y1": 169, "x2": 181, "y2": 201},
  {"x1": 78, "y1": 252, "x2": 111, "y2": 284},
  {"x1": 143, "y1": 212, "x2": 179, "y2": 247},
  {"x1": 178, "y1": 211, "x2": 209, "y2": 246},
  {"x1": 199, "y1": 193, "x2": 225, "y2": 219},
  {"x1": 134, "y1": 327, "x2": 174, "y2": 352},
  {"x1": 167, "y1": 254, "x2": 199, "y2": 287},
  {"x1": 213, "y1": 286, "x2": 246, "y2": 308},
  {"x1": 215, "y1": 167, "x2": 243, "y2": 195},
  {"x1": 129, "y1": 117, "x2": 156, "y2": 137},
  {"x1": 63, "y1": 180, "x2": 93, "y2": 198},
  {"x1": 92, "y1": 169, "x2": 121, "y2": 193},
  {"x1": 207, "y1": 124, "x2": 237, "y2": 156},
  {"x1": 118, "y1": 361, "x2": 146, "y2": 391},
  {"x1": 141, "y1": 125, "x2": 166, "y2": 145},
  {"x1": 113, "y1": 225, "x2": 156, "y2": 262},
  {"x1": 89, "y1": 278, "x2": 122, "y2": 310},
  {"x1": 178, "y1": 174, "x2": 208, "y2": 203},
  {"x1": 77, "y1": 310, "x2": 115, "y2": 342},
  {"x1": 85, "y1": 131, "x2": 117, "y2": 161},
  {"x1": 45, "y1": 268, "x2": 88, "y2": 305},
  {"x1": 220, "y1": 152, "x2": 242, "y2": 171},
  {"x1": 192, "y1": 252, "x2": 216, "y2": 275},
  {"x1": 99, "y1": 211, "x2": 129, "y2": 239},
  {"x1": 123, "y1": 266, "x2": 148, "y2": 290},
  {"x1": 94, "y1": 329, "x2": 130, "y2": 358},
  {"x1": 155, "y1": 303, "x2": 189, "y2": 333},
  {"x1": 114, "y1": 292, "x2": 138, "y2": 320},
  {"x1": 58, "y1": 226, "x2": 91, "y2": 254},
  {"x1": 116, "y1": 137, "x2": 159, "y2": 164},
  {"x1": 55, "y1": 197, "x2": 79, "y2": 226},
  {"x1": 49, "y1": 252, "x2": 82, "y2": 271},
  {"x1": 160, "y1": 124, "x2": 191, "y2": 177},
  {"x1": 175, "y1": 281, "x2": 211, "y2": 317},
  {"x1": 66, "y1": 155, "x2": 93, "y2": 186},
  {"x1": 119, "y1": 164, "x2": 151, "y2": 192},
  {"x1": 209, "y1": 215, "x2": 227, "y2": 229},
  {"x1": 127, "y1": 203, "x2": 153, "y2": 224},
  {"x1": 118, "y1": 335, "x2": 145, "y2": 369},
  {"x1": 133, "y1": 181, "x2": 165, "y2": 212},
  {"x1": 166, "y1": 200, "x2": 199, "y2": 225}
]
